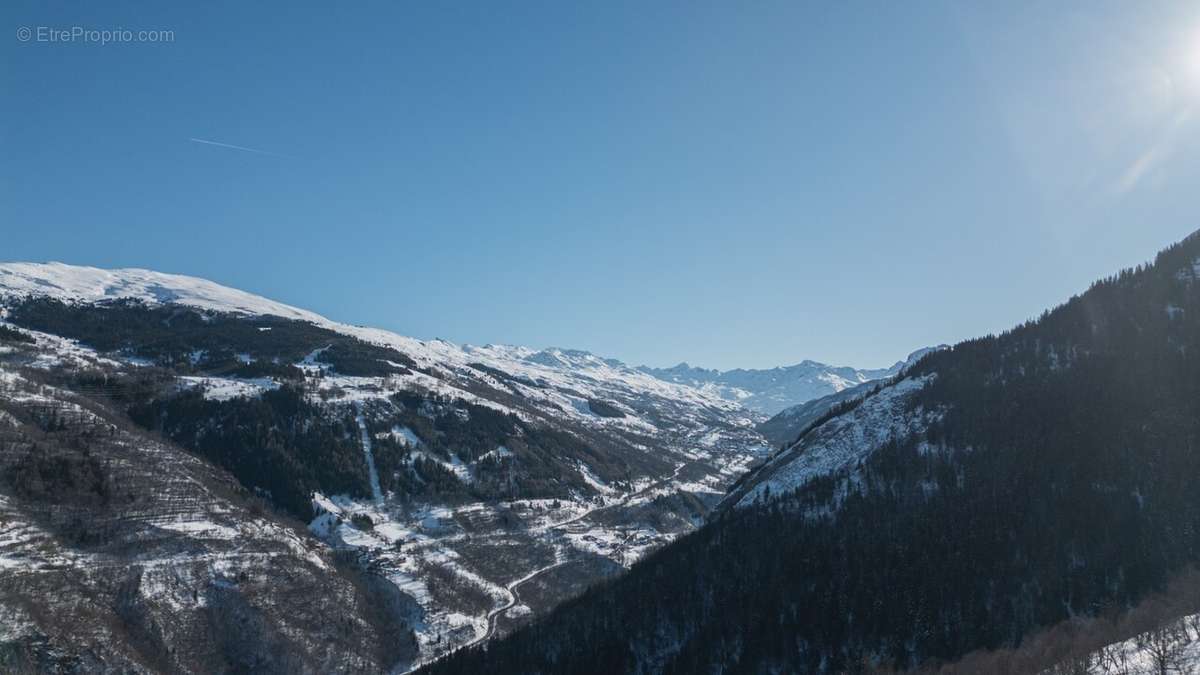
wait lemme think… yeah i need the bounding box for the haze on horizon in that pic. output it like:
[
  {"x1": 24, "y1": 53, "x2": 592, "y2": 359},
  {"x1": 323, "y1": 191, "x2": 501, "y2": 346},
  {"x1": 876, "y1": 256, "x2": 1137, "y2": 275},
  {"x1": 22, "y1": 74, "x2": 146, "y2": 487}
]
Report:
[{"x1": 6, "y1": 0, "x2": 1200, "y2": 370}]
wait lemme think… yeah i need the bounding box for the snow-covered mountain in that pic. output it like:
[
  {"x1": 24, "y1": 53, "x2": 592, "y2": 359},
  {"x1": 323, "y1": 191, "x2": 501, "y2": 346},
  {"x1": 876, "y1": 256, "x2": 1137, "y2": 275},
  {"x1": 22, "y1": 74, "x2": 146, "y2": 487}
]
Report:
[
  {"x1": 723, "y1": 373, "x2": 942, "y2": 509},
  {"x1": 0, "y1": 261, "x2": 770, "y2": 668},
  {"x1": 639, "y1": 354, "x2": 921, "y2": 417},
  {"x1": 754, "y1": 345, "x2": 946, "y2": 446},
  {"x1": 0, "y1": 261, "x2": 327, "y2": 323},
  {"x1": 0, "y1": 262, "x2": 760, "y2": 439},
  {"x1": 0, "y1": 261, "x2": 913, "y2": 427}
]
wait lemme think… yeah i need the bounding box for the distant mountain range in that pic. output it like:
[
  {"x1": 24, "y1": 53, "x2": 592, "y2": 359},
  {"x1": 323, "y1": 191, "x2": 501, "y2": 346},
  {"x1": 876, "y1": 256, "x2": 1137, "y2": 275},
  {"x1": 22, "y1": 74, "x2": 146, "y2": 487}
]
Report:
[
  {"x1": 639, "y1": 350, "x2": 935, "y2": 417},
  {"x1": 0, "y1": 261, "x2": 921, "y2": 421}
]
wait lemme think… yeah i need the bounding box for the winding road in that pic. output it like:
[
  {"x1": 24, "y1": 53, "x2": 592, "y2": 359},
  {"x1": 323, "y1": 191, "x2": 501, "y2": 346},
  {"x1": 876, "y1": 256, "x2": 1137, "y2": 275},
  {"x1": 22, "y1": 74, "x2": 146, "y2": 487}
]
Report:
[
  {"x1": 469, "y1": 462, "x2": 692, "y2": 647},
  {"x1": 481, "y1": 560, "x2": 569, "y2": 641}
]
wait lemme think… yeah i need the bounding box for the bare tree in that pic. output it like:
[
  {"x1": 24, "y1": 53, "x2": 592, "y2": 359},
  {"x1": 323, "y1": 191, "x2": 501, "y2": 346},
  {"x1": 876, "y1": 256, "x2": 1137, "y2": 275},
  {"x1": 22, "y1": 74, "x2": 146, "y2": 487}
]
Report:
[
  {"x1": 1139, "y1": 623, "x2": 1186, "y2": 675},
  {"x1": 1096, "y1": 642, "x2": 1130, "y2": 675},
  {"x1": 1186, "y1": 612, "x2": 1200, "y2": 643}
]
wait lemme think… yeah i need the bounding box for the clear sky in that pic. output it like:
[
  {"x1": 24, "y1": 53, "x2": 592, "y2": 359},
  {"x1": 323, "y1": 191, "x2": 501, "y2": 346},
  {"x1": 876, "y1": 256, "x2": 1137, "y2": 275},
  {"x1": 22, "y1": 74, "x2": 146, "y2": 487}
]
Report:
[{"x1": 5, "y1": 1, "x2": 1200, "y2": 370}]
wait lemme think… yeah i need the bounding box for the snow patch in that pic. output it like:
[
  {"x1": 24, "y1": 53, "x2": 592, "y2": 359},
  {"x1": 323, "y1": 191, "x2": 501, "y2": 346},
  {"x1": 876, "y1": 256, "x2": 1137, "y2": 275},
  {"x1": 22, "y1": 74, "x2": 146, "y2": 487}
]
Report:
[
  {"x1": 736, "y1": 375, "x2": 939, "y2": 507},
  {"x1": 178, "y1": 376, "x2": 278, "y2": 401}
]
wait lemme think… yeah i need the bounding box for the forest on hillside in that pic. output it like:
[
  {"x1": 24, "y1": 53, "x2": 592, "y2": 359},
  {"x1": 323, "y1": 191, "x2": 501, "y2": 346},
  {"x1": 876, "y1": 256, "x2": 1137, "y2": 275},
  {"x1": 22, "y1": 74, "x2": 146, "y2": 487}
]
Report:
[{"x1": 425, "y1": 234, "x2": 1200, "y2": 674}]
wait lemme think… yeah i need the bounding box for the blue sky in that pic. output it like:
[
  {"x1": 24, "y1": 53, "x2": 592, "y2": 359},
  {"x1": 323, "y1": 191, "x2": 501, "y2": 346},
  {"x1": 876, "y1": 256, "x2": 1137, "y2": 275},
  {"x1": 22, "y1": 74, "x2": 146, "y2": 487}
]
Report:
[{"x1": 5, "y1": 1, "x2": 1200, "y2": 370}]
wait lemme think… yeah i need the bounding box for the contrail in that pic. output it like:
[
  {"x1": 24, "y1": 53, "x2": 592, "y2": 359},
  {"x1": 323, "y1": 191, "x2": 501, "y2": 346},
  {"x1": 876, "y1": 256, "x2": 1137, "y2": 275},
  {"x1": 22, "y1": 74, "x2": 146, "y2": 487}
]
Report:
[{"x1": 188, "y1": 137, "x2": 292, "y2": 159}]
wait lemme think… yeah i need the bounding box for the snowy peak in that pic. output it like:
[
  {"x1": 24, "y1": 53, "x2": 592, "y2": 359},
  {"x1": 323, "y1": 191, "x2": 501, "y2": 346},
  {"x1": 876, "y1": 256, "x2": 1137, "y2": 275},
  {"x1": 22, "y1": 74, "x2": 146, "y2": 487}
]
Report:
[
  {"x1": 650, "y1": 362, "x2": 722, "y2": 381},
  {"x1": 0, "y1": 262, "x2": 323, "y2": 324},
  {"x1": 899, "y1": 345, "x2": 944, "y2": 368},
  {"x1": 521, "y1": 347, "x2": 614, "y2": 370}
]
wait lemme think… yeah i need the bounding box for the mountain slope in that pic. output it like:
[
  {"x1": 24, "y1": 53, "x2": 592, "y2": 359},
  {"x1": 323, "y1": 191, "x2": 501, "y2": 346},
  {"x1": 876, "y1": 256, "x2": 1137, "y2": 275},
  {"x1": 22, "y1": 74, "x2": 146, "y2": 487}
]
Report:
[
  {"x1": 754, "y1": 346, "x2": 945, "y2": 447},
  {"x1": 424, "y1": 231, "x2": 1200, "y2": 674},
  {"x1": 752, "y1": 378, "x2": 877, "y2": 447},
  {"x1": 0, "y1": 351, "x2": 411, "y2": 673},
  {"x1": 0, "y1": 261, "x2": 770, "y2": 666}
]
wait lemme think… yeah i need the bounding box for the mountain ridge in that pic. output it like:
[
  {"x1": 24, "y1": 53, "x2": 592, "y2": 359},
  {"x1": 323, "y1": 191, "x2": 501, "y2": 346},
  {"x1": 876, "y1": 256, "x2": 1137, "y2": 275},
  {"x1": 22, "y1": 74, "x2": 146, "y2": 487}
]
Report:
[
  {"x1": 0, "y1": 261, "x2": 914, "y2": 429},
  {"x1": 637, "y1": 353, "x2": 920, "y2": 417}
]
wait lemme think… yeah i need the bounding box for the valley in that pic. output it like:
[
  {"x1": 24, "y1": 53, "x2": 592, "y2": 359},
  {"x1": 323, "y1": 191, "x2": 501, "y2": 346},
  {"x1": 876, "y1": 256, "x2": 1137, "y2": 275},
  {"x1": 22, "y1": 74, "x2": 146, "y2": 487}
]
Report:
[
  {"x1": 424, "y1": 232, "x2": 1200, "y2": 675},
  {"x1": 7, "y1": 241, "x2": 1200, "y2": 675}
]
